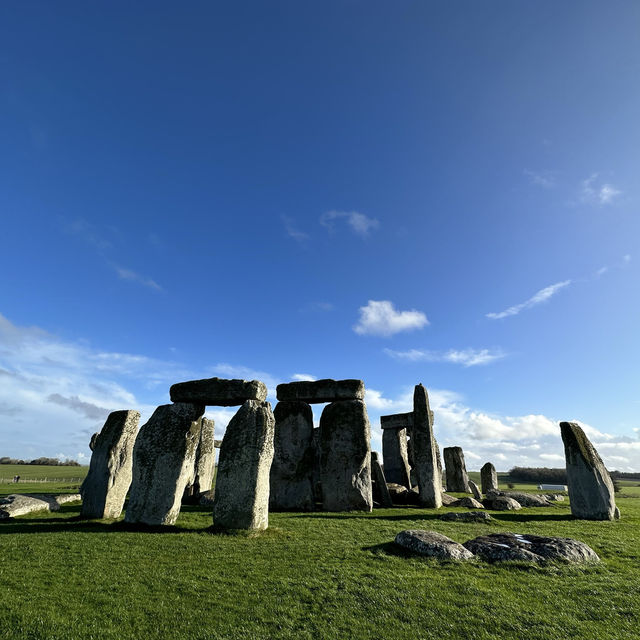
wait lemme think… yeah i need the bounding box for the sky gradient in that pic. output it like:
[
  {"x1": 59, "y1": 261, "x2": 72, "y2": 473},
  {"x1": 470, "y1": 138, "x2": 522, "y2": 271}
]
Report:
[{"x1": 1, "y1": 1, "x2": 639, "y2": 470}]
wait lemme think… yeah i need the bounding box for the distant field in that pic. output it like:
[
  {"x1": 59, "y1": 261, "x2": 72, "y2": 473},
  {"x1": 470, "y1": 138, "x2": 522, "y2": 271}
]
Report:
[{"x1": 0, "y1": 465, "x2": 88, "y2": 496}]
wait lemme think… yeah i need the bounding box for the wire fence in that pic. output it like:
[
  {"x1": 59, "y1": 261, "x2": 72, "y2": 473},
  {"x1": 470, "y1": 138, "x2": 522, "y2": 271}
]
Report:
[{"x1": 0, "y1": 478, "x2": 84, "y2": 484}]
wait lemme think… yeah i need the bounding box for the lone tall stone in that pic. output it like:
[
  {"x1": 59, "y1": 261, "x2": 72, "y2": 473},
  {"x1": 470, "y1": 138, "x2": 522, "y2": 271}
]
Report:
[
  {"x1": 444, "y1": 446, "x2": 471, "y2": 493},
  {"x1": 270, "y1": 401, "x2": 315, "y2": 511},
  {"x1": 80, "y1": 410, "x2": 140, "y2": 519},
  {"x1": 213, "y1": 400, "x2": 275, "y2": 530},
  {"x1": 382, "y1": 426, "x2": 412, "y2": 489},
  {"x1": 412, "y1": 384, "x2": 442, "y2": 508},
  {"x1": 481, "y1": 462, "x2": 499, "y2": 493},
  {"x1": 125, "y1": 403, "x2": 204, "y2": 526},
  {"x1": 560, "y1": 421, "x2": 617, "y2": 521},
  {"x1": 319, "y1": 399, "x2": 373, "y2": 512},
  {"x1": 184, "y1": 417, "x2": 215, "y2": 500}
]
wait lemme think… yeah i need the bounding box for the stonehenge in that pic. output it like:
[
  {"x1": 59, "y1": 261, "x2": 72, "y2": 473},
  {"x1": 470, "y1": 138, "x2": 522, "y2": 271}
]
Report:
[
  {"x1": 412, "y1": 384, "x2": 442, "y2": 508},
  {"x1": 480, "y1": 462, "x2": 499, "y2": 493},
  {"x1": 276, "y1": 379, "x2": 364, "y2": 403},
  {"x1": 80, "y1": 410, "x2": 140, "y2": 519},
  {"x1": 560, "y1": 421, "x2": 618, "y2": 520},
  {"x1": 444, "y1": 446, "x2": 471, "y2": 493}
]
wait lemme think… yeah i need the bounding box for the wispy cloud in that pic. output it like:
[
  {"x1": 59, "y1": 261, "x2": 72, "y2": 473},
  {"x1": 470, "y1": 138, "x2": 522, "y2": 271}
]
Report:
[
  {"x1": 384, "y1": 347, "x2": 506, "y2": 367},
  {"x1": 281, "y1": 215, "x2": 309, "y2": 243},
  {"x1": 596, "y1": 254, "x2": 631, "y2": 277},
  {"x1": 114, "y1": 266, "x2": 163, "y2": 292},
  {"x1": 65, "y1": 218, "x2": 114, "y2": 251},
  {"x1": 486, "y1": 280, "x2": 571, "y2": 320},
  {"x1": 580, "y1": 173, "x2": 622, "y2": 205},
  {"x1": 353, "y1": 300, "x2": 428, "y2": 337},
  {"x1": 292, "y1": 373, "x2": 316, "y2": 382},
  {"x1": 524, "y1": 169, "x2": 556, "y2": 188},
  {"x1": 320, "y1": 210, "x2": 379, "y2": 237}
]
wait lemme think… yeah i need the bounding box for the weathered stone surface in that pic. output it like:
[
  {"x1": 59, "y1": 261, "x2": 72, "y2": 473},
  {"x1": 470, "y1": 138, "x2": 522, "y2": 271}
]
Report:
[
  {"x1": 0, "y1": 493, "x2": 80, "y2": 519},
  {"x1": 277, "y1": 379, "x2": 364, "y2": 404},
  {"x1": 440, "y1": 511, "x2": 492, "y2": 523},
  {"x1": 455, "y1": 497, "x2": 485, "y2": 509},
  {"x1": 270, "y1": 401, "x2": 315, "y2": 511},
  {"x1": 412, "y1": 385, "x2": 442, "y2": 508},
  {"x1": 387, "y1": 483, "x2": 409, "y2": 504},
  {"x1": 81, "y1": 410, "x2": 140, "y2": 519},
  {"x1": 125, "y1": 403, "x2": 204, "y2": 526},
  {"x1": 184, "y1": 417, "x2": 216, "y2": 502},
  {"x1": 546, "y1": 494, "x2": 566, "y2": 502},
  {"x1": 319, "y1": 400, "x2": 372, "y2": 512},
  {"x1": 213, "y1": 400, "x2": 275, "y2": 530},
  {"x1": 489, "y1": 490, "x2": 552, "y2": 508},
  {"x1": 463, "y1": 533, "x2": 600, "y2": 564},
  {"x1": 199, "y1": 490, "x2": 215, "y2": 506},
  {"x1": 469, "y1": 480, "x2": 482, "y2": 501},
  {"x1": 483, "y1": 495, "x2": 522, "y2": 511},
  {"x1": 480, "y1": 462, "x2": 499, "y2": 493},
  {"x1": 89, "y1": 433, "x2": 99, "y2": 451},
  {"x1": 614, "y1": 506, "x2": 621, "y2": 519},
  {"x1": 371, "y1": 451, "x2": 392, "y2": 507},
  {"x1": 170, "y1": 377, "x2": 267, "y2": 406},
  {"x1": 312, "y1": 427, "x2": 322, "y2": 504},
  {"x1": 444, "y1": 446, "x2": 470, "y2": 493},
  {"x1": 395, "y1": 530, "x2": 475, "y2": 560},
  {"x1": 382, "y1": 426, "x2": 411, "y2": 488},
  {"x1": 214, "y1": 439, "x2": 223, "y2": 448},
  {"x1": 441, "y1": 493, "x2": 459, "y2": 506},
  {"x1": 560, "y1": 421, "x2": 617, "y2": 521},
  {"x1": 380, "y1": 412, "x2": 413, "y2": 430}
]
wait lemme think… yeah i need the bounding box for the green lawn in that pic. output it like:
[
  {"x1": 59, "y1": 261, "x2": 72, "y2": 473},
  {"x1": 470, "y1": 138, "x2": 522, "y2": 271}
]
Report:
[{"x1": 0, "y1": 484, "x2": 638, "y2": 640}]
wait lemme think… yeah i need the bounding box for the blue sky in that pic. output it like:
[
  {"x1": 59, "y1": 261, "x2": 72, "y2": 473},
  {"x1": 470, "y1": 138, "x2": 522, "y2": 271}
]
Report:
[{"x1": 1, "y1": 1, "x2": 639, "y2": 470}]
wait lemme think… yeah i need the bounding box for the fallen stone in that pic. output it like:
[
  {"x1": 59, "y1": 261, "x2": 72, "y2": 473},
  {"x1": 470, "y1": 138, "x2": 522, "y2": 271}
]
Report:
[
  {"x1": 440, "y1": 511, "x2": 492, "y2": 523},
  {"x1": 382, "y1": 424, "x2": 412, "y2": 488},
  {"x1": 319, "y1": 399, "x2": 373, "y2": 512},
  {"x1": 560, "y1": 421, "x2": 617, "y2": 521},
  {"x1": 395, "y1": 530, "x2": 474, "y2": 560},
  {"x1": 270, "y1": 401, "x2": 315, "y2": 511},
  {"x1": 213, "y1": 400, "x2": 275, "y2": 530},
  {"x1": 480, "y1": 462, "x2": 499, "y2": 493},
  {"x1": 441, "y1": 493, "x2": 459, "y2": 506},
  {"x1": 483, "y1": 495, "x2": 522, "y2": 511},
  {"x1": 469, "y1": 480, "x2": 483, "y2": 501},
  {"x1": 444, "y1": 446, "x2": 471, "y2": 493},
  {"x1": 488, "y1": 490, "x2": 552, "y2": 508},
  {"x1": 412, "y1": 384, "x2": 442, "y2": 508},
  {"x1": 455, "y1": 497, "x2": 485, "y2": 509},
  {"x1": 183, "y1": 417, "x2": 216, "y2": 502},
  {"x1": 387, "y1": 483, "x2": 409, "y2": 503},
  {"x1": 170, "y1": 377, "x2": 267, "y2": 406},
  {"x1": 81, "y1": 410, "x2": 140, "y2": 519},
  {"x1": 463, "y1": 533, "x2": 600, "y2": 564},
  {"x1": 546, "y1": 494, "x2": 566, "y2": 502},
  {"x1": 125, "y1": 403, "x2": 204, "y2": 526},
  {"x1": 371, "y1": 451, "x2": 393, "y2": 507},
  {"x1": 0, "y1": 493, "x2": 81, "y2": 519},
  {"x1": 276, "y1": 379, "x2": 365, "y2": 404},
  {"x1": 380, "y1": 412, "x2": 413, "y2": 430}
]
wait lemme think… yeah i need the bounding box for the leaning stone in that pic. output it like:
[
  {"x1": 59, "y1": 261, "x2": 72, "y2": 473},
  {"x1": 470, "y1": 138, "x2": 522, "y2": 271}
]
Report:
[
  {"x1": 125, "y1": 403, "x2": 204, "y2": 526},
  {"x1": 440, "y1": 511, "x2": 492, "y2": 523},
  {"x1": 213, "y1": 400, "x2": 275, "y2": 530},
  {"x1": 319, "y1": 400, "x2": 373, "y2": 512},
  {"x1": 382, "y1": 426, "x2": 412, "y2": 488},
  {"x1": 483, "y1": 495, "x2": 522, "y2": 511},
  {"x1": 468, "y1": 480, "x2": 482, "y2": 501},
  {"x1": 269, "y1": 401, "x2": 315, "y2": 511},
  {"x1": 560, "y1": 421, "x2": 617, "y2": 521},
  {"x1": 184, "y1": 417, "x2": 216, "y2": 502},
  {"x1": 464, "y1": 533, "x2": 600, "y2": 564},
  {"x1": 412, "y1": 384, "x2": 442, "y2": 508},
  {"x1": 480, "y1": 462, "x2": 499, "y2": 493},
  {"x1": 456, "y1": 497, "x2": 485, "y2": 509},
  {"x1": 277, "y1": 379, "x2": 364, "y2": 404},
  {"x1": 371, "y1": 451, "x2": 392, "y2": 507},
  {"x1": 170, "y1": 377, "x2": 267, "y2": 406},
  {"x1": 81, "y1": 410, "x2": 140, "y2": 519},
  {"x1": 444, "y1": 446, "x2": 471, "y2": 493},
  {"x1": 380, "y1": 412, "x2": 413, "y2": 430},
  {"x1": 395, "y1": 530, "x2": 474, "y2": 560},
  {"x1": 441, "y1": 493, "x2": 459, "y2": 506}
]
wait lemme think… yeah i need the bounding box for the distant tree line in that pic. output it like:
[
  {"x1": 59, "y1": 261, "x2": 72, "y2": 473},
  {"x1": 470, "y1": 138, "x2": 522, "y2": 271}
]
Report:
[
  {"x1": 509, "y1": 466, "x2": 639, "y2": 483},
  {"x1": 0, "y1": 457, "x2": 81, "y2": 466}
]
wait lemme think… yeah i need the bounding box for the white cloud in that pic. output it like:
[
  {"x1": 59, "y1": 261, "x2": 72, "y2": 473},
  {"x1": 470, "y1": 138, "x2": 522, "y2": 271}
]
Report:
[
  {"x1": 486, "y1": 280, "x2": 571, "y2": 320},
  {"x1": 114, "y1": 266, "x2": 163, "y2": 292},
  {"x1": 524, "y1": 169, "x2": 556, "y2": 188},
  {"x1": 353, "y1": 300, "x2": 428, "y2": 337},
  {"x1": 281, "y1": 215, "x2": 309, "y2": 242},
  {"x1": 320, "y1": 210, "x2": 379, "y2": 237},
  {"x1": 384, "y1": 347, "x2": 506, "y2": 367},
  {"x1": 581, "y1": 174, "x2": 622, "y2": 205},
  {"x1": 292, "y1": 373, "x2": 316, "y2": 382}
]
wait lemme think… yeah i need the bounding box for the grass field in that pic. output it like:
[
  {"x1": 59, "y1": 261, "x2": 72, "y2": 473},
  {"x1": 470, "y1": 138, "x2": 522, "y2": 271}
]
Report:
[{"x1": 0, "y1": 467, "x2": 638, "y2": 640}]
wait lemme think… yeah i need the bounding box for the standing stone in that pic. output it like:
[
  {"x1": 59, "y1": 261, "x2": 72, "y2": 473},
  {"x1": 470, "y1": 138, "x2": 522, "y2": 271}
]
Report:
[
  {"x1": 444, "y1": 446, "x2": 471, "y2": 493},
  {"x1": 170, "y1": 377, "x2": 267, "y2": 406},
  {"x1": 371, "y1": 451, "x2": 392, "y2": 507},
  {"x1": 469, "y1": 480, "x2": 483, "y2": 502},
  {"x1": 481, "y1": 462, "x2": 499, "y2": 493},
  {"x1": 184, "y1": 417, "x2": 216, "y2": 501},
  {"x1": 412, "y1": 384, "x2": 442, "y2": 508},
  {"x1": 269, "y1": 401, "x2": 315, "y2": 511},
  {"x1": 81, "y1": 410, "x2": 140, "y2": 519},
  {"x1": 319, "y1": 400, "x2": 373, "y2": 512},
  {"x1": 213, "y1": 400, "x2": 275, "y2": 530},
  {"x1": 560, "y1": 421, "x2": 617, "y2": 521},
  {"x1": 312, "y1": 427, "x2": 322, "y2": 504},
  {"x1": 125, "y1": 403, "x2": 204, "y2": 526},
  {"x1": 382, "y1": 427, "x2": 412, "y2": 489}
]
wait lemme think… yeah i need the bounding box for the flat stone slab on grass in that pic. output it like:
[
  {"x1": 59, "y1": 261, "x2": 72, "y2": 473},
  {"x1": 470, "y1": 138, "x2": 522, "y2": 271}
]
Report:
[
  {"x1": 276, "y1": 379, "x2": 364, "y2": 404},
  {"x1": 453, "y1": 497, "x2": 485, "y2": 509},
  {"x1": 0, "y1": 494, "x2": 81, "y2": 519},
  {"x1": 463, "y1": 533, "x2": 600, "y2": 564},
  {"x1": 440, "y1": 511, "x2": 492, "y2": 523},
  {"x1": 395, "y1": 530, "x2": 474, "y2": 560},
  {"x1": 488, "y1": 490, "x2": 552, "y2": 508},
  {"x1": 483, "y1": 495, "x2": 522, "y2": 511},
  {"x1": 170, "y1": 377, "x2": 267, "y2": 406}
]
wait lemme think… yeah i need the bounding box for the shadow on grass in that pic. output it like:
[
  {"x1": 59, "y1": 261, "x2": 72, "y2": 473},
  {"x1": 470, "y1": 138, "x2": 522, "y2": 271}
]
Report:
[
  {"x1": 490, "y1": 512, "x2": 576, "y2": 523},
  {"x1": 289, "y1": 510, "x2": 446, "y2": 523}
]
